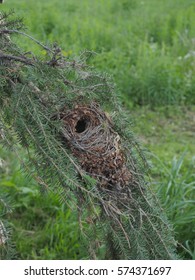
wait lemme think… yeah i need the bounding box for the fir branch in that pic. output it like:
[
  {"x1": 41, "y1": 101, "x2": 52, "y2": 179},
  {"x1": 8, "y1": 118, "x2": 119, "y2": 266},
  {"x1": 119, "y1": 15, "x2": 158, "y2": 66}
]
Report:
[
  {"x1": 0, "y1": 29, "x2": 54, "y2": 54},
  {"x1": 0, "y1": 51, "x2": 34, "y2": 65}
]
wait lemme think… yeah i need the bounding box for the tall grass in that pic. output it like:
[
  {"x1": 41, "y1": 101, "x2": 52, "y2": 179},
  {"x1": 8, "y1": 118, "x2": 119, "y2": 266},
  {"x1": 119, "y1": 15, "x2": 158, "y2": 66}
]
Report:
[
  {"x1": 152, "y1": 153, "x2": 195, "y2": 259},
  {"x1": 2, "y1": 0, "x2": 195, "y2": 106}
]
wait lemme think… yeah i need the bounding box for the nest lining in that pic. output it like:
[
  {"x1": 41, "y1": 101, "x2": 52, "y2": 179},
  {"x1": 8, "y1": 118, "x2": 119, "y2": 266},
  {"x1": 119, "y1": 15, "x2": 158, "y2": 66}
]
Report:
[{"x1": 61, "y1": 103, "x2": 132, "y2": 189}]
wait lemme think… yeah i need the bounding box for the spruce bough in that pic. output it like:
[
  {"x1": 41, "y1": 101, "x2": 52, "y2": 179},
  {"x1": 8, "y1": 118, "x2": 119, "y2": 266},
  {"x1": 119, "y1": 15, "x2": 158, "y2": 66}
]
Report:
[{"x1": 0, "y1": 11, "x2": 178, "y2": 259}]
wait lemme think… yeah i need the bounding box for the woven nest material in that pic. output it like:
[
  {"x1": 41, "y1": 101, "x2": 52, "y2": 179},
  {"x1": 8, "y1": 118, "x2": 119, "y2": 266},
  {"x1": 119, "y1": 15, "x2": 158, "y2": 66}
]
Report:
[{"x1": 60, "y1": 103, "x2": 132, "y2": 189}]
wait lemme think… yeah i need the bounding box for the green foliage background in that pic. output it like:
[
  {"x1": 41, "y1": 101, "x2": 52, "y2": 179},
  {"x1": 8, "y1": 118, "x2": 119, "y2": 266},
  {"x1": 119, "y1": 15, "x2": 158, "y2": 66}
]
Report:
[
  {"x1": 0, "y1": 0, "x2": 195, "y2": 259},
  {"x1": 3, "y1": 0, "x2": 195, "y2": 106}
]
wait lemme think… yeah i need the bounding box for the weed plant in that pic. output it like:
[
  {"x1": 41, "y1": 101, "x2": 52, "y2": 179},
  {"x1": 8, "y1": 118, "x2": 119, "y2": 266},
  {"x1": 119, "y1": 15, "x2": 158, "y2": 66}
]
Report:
[{"x1": 151, "y1": 153, "x2": 195, "y2": 259}]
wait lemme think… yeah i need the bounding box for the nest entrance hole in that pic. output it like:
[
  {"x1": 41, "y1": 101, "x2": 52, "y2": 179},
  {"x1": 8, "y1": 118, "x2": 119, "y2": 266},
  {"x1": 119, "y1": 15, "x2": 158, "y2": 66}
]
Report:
[{"x1": 75, "y1": 117, "x2": 89, "y2": 133}]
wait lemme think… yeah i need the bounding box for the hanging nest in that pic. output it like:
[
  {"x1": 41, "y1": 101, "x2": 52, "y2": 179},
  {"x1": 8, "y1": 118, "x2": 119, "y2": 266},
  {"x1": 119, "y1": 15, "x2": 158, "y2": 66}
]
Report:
[{"x1": 60, "y1": 103, "x2": 132, "y2": 190}]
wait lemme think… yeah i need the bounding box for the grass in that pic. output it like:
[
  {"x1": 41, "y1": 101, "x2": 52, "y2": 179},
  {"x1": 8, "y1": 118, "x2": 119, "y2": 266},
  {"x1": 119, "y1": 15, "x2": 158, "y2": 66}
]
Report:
[
  {"x1": 0, "y1": 0, "x2": 195, "y2": 259},
  {"x1": 131, "y1": 106, "x2": 195, "y2": 259},
  {"x1": 131, "y1": 106, "x2": 195, "y2": 164},
  {"x1": 2, "y1": 0, "x2": 195, "y2": 106},
  {"x1": 156, "y1": 153, "x2": 195, "y2": 259}
]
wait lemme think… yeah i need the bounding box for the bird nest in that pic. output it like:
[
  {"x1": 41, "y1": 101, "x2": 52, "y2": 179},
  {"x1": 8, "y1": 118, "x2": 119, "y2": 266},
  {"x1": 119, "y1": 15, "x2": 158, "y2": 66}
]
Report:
[{"x1": 60, "y1": 103, "x2": 132, "y2": 190}]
